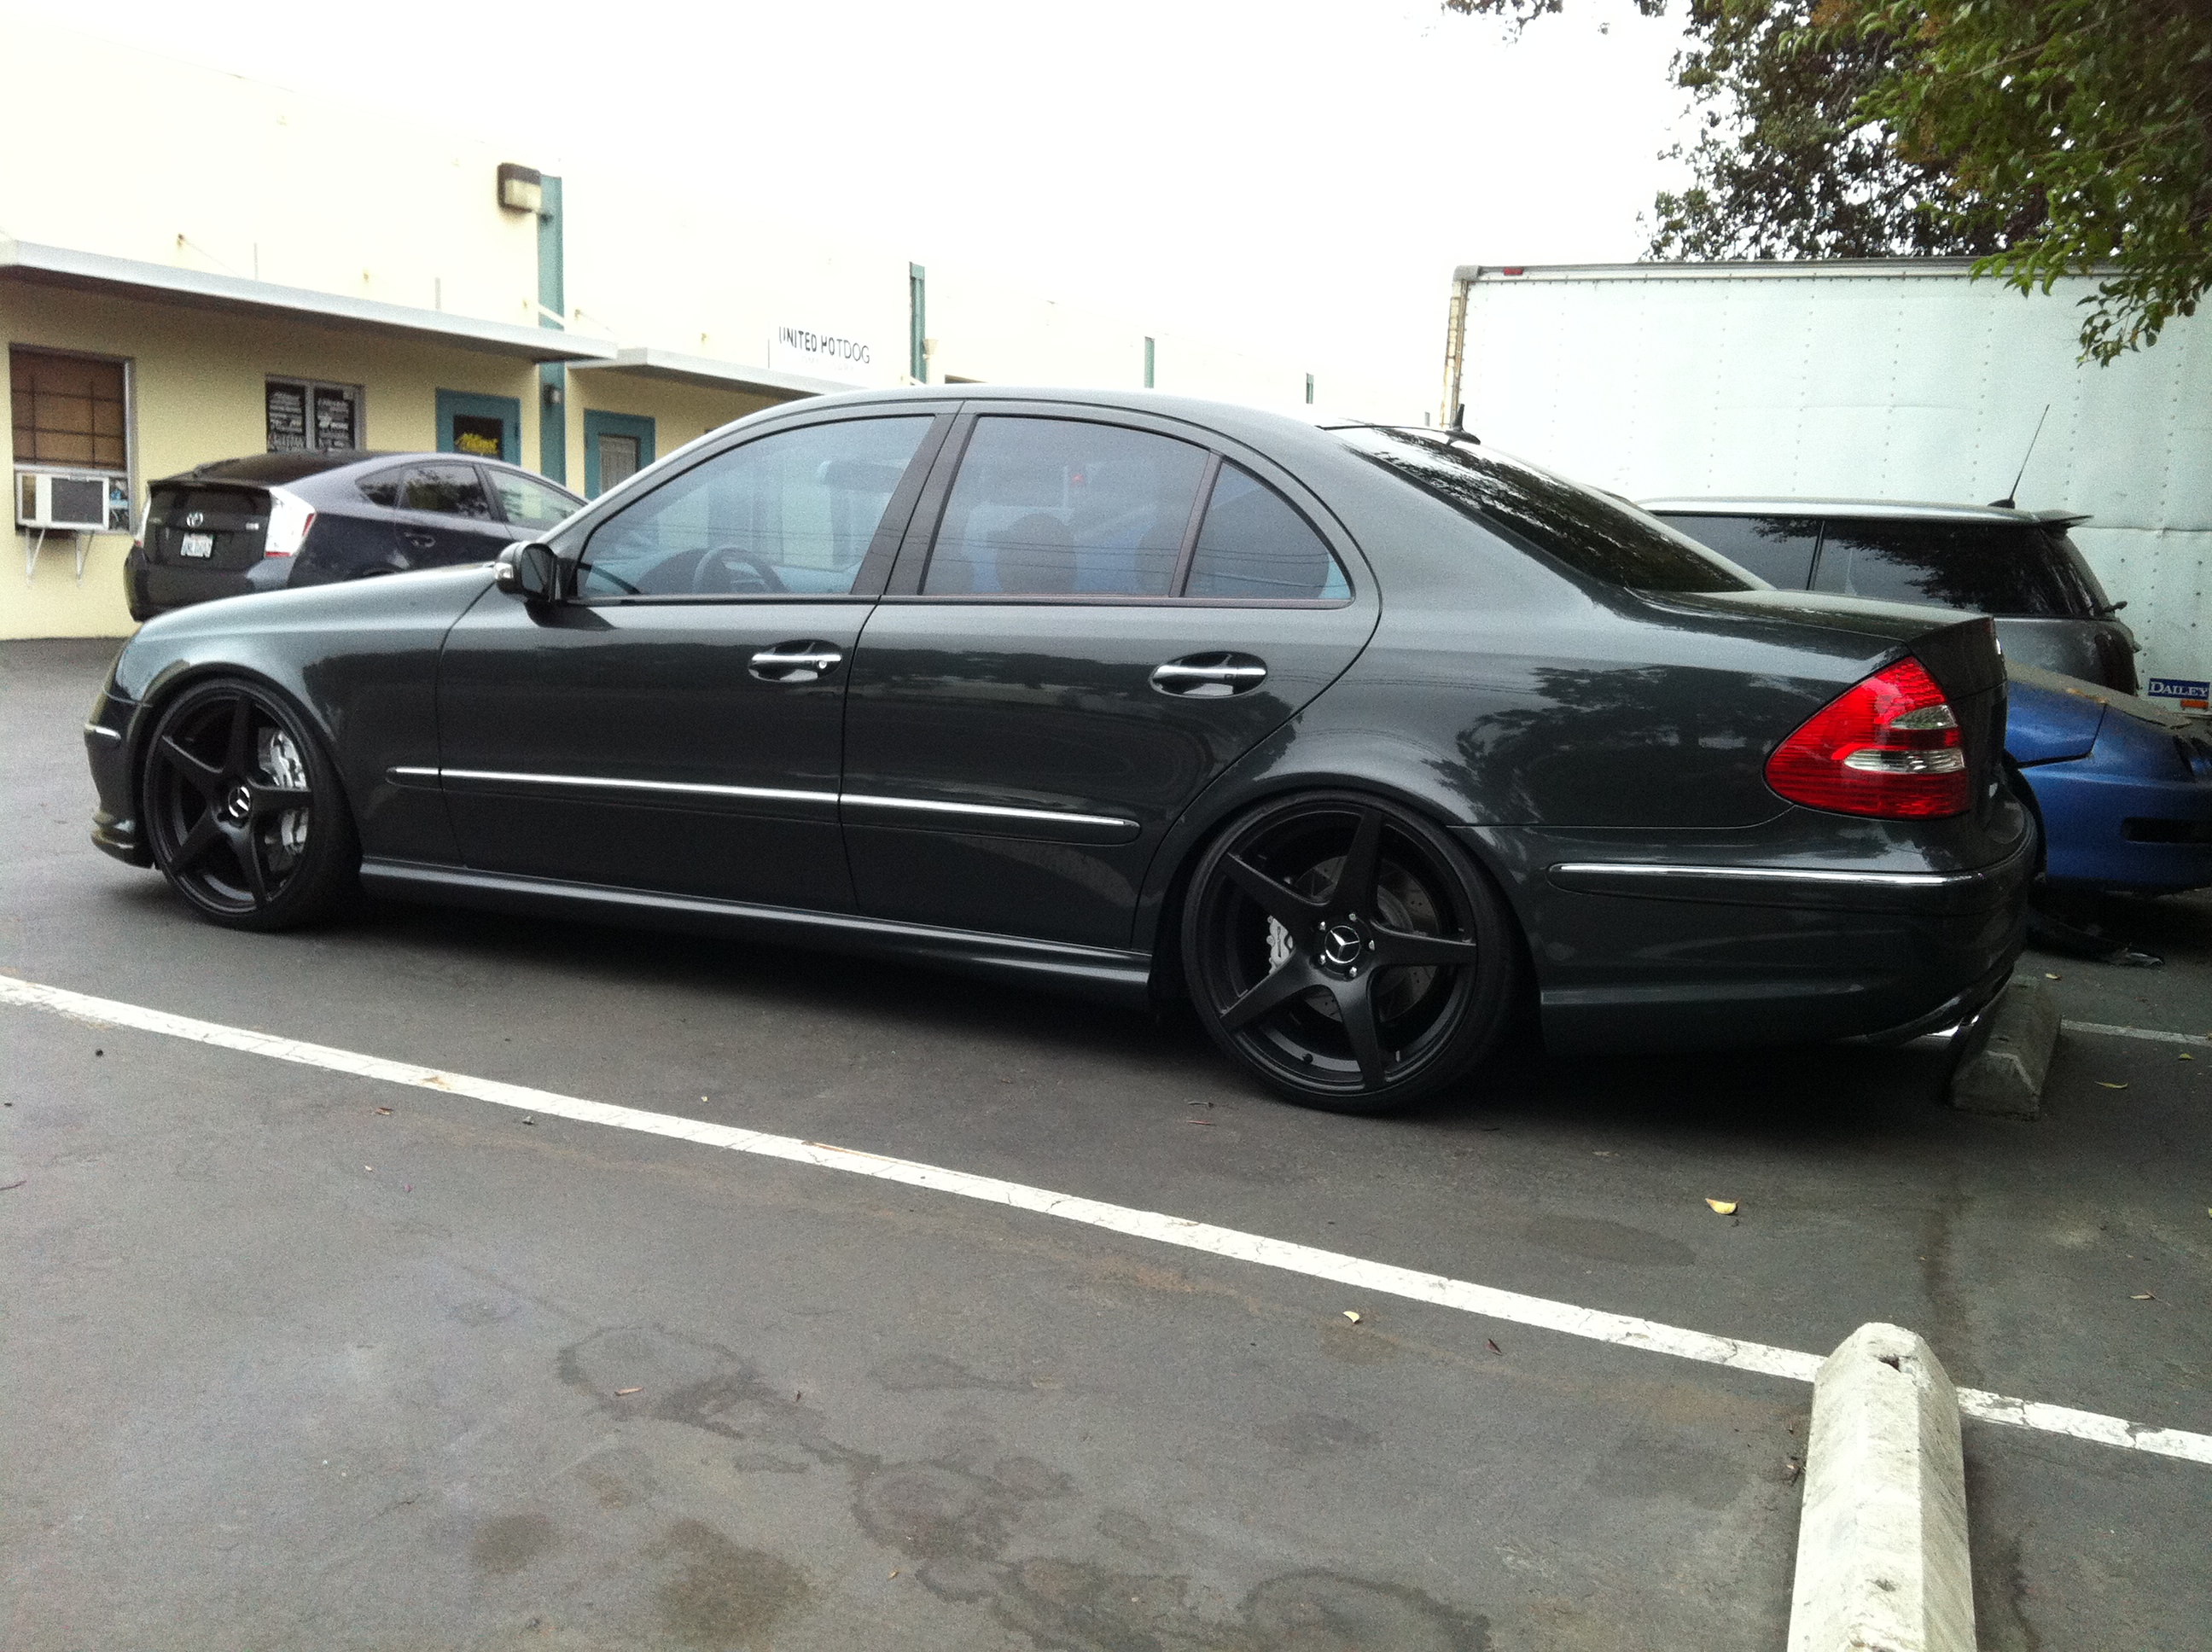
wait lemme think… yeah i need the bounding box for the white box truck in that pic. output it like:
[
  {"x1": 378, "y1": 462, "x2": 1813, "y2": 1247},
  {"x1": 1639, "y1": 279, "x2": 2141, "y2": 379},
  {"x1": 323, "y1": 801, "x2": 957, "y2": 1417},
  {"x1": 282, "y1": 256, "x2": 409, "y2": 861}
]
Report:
[{"x1": 1438, "y1": 259, "x2": 2209, "y2": 705}]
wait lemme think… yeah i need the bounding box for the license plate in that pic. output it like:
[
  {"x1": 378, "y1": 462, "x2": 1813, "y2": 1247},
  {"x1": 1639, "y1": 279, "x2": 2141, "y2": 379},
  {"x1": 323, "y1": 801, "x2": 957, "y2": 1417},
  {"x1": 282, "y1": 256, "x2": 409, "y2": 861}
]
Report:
[{"x1": 179, "y1": 532, "x2": 214, "y2": 559}]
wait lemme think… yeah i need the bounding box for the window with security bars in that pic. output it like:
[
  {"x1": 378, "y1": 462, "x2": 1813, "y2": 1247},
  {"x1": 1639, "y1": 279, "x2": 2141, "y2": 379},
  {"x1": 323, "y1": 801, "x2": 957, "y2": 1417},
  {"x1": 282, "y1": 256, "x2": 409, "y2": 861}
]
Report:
[{"x1": 11, "y1": 346, "x2": 129, "y2": 472}]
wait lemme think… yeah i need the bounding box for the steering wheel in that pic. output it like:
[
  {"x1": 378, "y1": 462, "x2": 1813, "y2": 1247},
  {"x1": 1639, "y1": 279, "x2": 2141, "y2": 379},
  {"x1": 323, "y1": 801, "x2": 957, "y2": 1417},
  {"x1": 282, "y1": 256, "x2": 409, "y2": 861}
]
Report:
[{"x1": 690, "y1": 547, "x2": 787, "y2": 595}]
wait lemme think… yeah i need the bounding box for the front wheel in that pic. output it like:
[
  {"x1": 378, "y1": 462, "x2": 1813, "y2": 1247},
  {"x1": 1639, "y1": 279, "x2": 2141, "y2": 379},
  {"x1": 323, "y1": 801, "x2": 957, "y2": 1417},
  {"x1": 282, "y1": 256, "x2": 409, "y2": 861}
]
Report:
[
  {"x1": 1181, "y1": 792, "x2": 1520, "y2": 1113},
  {"x1": 141, "y1": 678, "x2": 360, "y2": 930}
]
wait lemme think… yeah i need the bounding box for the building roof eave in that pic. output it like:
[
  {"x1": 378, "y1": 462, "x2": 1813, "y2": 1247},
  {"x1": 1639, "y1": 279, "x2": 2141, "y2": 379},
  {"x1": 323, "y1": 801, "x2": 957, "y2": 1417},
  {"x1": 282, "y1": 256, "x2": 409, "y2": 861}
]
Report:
[
  {"x1": 566, "y1": 346, "x2": 852, "y2": 400},
  {"x1": 0, "y1": 237, "x2": 617, "y2": 363}
]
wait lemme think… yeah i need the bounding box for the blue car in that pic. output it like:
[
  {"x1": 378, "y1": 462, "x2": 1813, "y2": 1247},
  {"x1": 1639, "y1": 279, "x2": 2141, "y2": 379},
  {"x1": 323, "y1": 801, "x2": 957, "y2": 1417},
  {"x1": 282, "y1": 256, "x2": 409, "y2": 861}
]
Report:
[{"x1": 2008, "y1": 664, "x2": 2212, "y2": 893}]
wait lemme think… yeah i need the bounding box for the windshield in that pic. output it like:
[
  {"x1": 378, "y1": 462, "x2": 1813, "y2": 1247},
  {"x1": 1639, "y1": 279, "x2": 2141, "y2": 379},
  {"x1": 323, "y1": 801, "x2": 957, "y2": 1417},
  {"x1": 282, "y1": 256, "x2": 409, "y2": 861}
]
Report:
[{"x1": 1337, "y1": 428, "x2": 1758, "y2": 593}]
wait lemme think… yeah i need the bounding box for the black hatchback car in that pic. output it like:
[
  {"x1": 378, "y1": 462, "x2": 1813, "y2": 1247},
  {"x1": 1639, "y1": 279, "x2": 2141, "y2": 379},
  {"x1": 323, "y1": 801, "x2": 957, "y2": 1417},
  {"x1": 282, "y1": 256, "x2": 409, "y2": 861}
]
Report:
[
  {"x1": 1641, "y1": 498, "x2": 2140, "y2": 691},
  {"x1": 86, "y1": 389, "x2": 2034, "y2": 1113},
  {"x1": 125, "y1": 451, "x2": 582, "y2": 620}
]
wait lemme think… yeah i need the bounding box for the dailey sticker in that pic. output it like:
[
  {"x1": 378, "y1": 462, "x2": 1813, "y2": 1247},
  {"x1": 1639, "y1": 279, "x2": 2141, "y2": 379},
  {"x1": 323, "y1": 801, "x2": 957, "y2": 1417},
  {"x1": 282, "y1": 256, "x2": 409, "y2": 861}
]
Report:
[
  {"x1": 2145, "y1": 677, "x2": 2210, "y2": 710},
  {"x1": 768, "y1": 326, "x2": 876, "y2": 385}
]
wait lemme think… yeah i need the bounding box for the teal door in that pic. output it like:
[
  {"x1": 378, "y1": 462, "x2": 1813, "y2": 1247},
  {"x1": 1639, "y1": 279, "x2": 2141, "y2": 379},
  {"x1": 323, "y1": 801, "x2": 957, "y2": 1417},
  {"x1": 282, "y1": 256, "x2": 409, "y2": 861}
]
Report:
[
  {"x1": 584, "y1": 410, "x2": 655, "y2": 497},
  {"x1": 436, "y1": 390, "x2": 521, "y2": 464}
]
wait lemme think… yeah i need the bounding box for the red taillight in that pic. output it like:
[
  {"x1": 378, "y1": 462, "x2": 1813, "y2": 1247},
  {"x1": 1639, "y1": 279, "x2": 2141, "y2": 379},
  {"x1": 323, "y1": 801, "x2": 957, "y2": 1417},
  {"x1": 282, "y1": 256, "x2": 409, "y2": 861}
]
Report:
[{"x1": 1765, "y1": 657, "x2": 1970, "y2": 818}]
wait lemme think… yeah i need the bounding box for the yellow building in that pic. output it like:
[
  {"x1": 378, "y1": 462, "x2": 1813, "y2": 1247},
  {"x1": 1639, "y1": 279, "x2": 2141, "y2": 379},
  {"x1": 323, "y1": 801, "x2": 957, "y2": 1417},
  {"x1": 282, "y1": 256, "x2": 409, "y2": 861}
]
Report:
[{"x1": 6, "y1": 15, "x2": 1353, "y2": 639}]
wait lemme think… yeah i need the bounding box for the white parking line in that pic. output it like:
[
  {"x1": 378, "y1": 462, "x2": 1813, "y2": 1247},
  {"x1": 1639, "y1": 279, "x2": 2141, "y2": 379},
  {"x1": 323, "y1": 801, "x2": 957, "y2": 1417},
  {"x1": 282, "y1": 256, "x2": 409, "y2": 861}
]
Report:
[
  {"x1": 5, "y1": 974, "x2": 2207, "y2": 1468},
  {"x1": 2063, "y1": 1021, "x2": 2212, "y2": 1050}
]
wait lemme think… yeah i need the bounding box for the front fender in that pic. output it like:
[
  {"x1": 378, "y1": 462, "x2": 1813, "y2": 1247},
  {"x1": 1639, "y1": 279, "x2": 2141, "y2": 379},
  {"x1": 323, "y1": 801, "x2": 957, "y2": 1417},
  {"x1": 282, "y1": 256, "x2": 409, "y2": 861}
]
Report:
[{"x1": 108, "y1": 566, "x2": 498, "y2": 865}]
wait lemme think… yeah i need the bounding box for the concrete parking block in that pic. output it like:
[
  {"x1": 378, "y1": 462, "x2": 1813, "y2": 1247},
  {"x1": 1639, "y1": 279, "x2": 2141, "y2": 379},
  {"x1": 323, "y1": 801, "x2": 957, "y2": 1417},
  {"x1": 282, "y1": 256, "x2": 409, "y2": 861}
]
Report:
[
  {"x1": 1950, "y1": 974, "x2": 2059, "y2": 1118},
  {"x1": 1787, "y1": 1323, "x2": 1974, "y2": 1652}
]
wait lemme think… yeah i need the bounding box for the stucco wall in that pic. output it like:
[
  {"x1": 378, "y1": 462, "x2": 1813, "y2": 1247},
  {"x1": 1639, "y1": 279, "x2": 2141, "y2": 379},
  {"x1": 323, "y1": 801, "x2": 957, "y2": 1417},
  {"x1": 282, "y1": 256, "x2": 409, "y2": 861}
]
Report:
[{"x1": 3, "y1": 284, "x2": 540, "y2": 637}]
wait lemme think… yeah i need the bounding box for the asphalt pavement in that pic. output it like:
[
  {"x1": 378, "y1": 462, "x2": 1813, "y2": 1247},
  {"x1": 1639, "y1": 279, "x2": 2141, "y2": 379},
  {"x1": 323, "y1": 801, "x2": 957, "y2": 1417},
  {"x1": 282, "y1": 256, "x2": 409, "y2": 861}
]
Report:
[{"x1": 3, "y1": 637, "x2": 2207, "y2": 1651}]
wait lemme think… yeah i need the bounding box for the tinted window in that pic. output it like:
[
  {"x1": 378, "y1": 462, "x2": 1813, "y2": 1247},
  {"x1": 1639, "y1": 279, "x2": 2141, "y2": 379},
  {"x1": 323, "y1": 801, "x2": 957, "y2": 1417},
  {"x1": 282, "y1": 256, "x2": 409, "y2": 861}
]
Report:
[
  {"x1": 490, "y1": 470, "x2": 581, "y2": 532},
  {"x1": 577, "y1": 416, "x2": 930, "y2": 599},
  {"x1": 357, "y1": 468, "x2": 404, "y2": 508},
  {"x1": 148, "y1": 485, "x2": 265, "y2": 526},
  {"x1": 1185, "y1": 462, "x2": 1349, "y2": 600},
  {"x1": 1658, "y1": 514, "x2": 1816, "y2": 588},
  {"x1": 399, "y1": 462, "x2": 494, "y2": 519},
  {"x1": 923, "y1": 417, "x2": 1208, "y2": 596},
  {"x1": 1813, "y1": 519, "x2": 2094, "y2": 616},
  {"x1": 1340, "y1": 428, "x2": 1754, "y2": 593}
]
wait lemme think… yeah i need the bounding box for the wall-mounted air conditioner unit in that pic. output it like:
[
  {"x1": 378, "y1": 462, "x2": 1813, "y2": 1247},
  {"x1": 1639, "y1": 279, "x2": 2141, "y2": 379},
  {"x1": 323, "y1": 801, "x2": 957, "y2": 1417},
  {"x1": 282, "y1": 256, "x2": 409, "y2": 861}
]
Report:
[{"x1": 15, "y1": 468, "x2": 119, "y2": 532}]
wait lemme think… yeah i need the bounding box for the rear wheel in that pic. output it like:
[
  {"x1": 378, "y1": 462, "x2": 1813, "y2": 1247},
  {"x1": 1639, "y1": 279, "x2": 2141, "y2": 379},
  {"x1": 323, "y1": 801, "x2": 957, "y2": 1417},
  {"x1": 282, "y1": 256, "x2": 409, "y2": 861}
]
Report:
[
  {"x1": 141, "y1": 678, "x2": 359, "y2": 930},
  {"x1": 1181, "y1": 792, "x2": 1519, "y2": 1113}
]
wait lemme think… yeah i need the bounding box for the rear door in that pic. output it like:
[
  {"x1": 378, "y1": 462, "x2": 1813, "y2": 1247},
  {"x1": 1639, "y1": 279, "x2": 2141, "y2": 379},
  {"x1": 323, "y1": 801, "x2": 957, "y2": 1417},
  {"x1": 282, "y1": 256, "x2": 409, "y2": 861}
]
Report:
[
  {"x1": 839, "y1": 405, "x2": 1378, "y2": 949},
  {"x1": 388, "y1": 462, "x2": 515, "y2": 570}
]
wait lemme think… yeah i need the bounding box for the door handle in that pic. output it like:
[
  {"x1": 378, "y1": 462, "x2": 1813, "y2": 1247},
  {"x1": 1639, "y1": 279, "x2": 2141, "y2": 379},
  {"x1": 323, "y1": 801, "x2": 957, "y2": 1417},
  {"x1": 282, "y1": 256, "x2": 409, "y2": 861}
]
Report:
[
  {"x1": 400, "y1": 529, "x2": 438, "y2": 550},
  {"x1": 749, "y1": 642, "x2": 845, "y2": 683},
  {"x1": 1150, "y1": 653, "x2": 1268, "y2": 697}
]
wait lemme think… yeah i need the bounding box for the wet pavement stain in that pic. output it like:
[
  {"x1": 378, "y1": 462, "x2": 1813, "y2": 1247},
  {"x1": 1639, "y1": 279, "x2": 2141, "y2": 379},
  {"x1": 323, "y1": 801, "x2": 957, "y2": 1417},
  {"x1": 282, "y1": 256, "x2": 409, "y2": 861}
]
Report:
[
  {"x1": 1586, "y1": 1431, "x2": 1743, "y2": 1510},
  {"x1": 1254, "y1": 1411, "x2": 1377, "y2": 1459},
  {"x1": 551, "y1": 1327, "x2": 1489, "y2": 1651},
  {"x1": 992, "y1": 1560, "x2": 1489, "y2": 1652},
  {"x1": 469, "y1": 1512, "x2": 558, "y2": 1575},
  {"x1": 853, "y1": 1452, "x2": 1074, "y2": 1566},
  {"x1": 1523, "y1": 1214, "x2": 1696, "y2": 1268},
  {"x1": 648, "y1": 1518, "x2": 810, "y2": 1649}
]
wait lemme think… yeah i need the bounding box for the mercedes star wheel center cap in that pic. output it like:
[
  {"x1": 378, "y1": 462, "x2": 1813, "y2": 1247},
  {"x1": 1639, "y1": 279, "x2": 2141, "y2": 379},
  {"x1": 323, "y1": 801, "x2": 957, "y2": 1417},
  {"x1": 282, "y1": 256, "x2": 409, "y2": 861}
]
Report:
[
  {"x1": 1318, "y1": 921, "x2": 1368, "y2": 971},
  {"x1": 224, "y1": 783, "x2": 253, "y2": 822}
]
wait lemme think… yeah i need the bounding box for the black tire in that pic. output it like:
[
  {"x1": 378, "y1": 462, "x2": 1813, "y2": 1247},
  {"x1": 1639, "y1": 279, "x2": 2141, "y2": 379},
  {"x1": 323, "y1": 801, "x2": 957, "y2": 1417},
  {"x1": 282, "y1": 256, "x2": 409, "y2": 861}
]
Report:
[
  {"x1": 1180, "y1": 791, "x2": 1520, "y2": 1113},
  {"x1": 140, "y1": 678, "x2": 360, "y2": 931}
]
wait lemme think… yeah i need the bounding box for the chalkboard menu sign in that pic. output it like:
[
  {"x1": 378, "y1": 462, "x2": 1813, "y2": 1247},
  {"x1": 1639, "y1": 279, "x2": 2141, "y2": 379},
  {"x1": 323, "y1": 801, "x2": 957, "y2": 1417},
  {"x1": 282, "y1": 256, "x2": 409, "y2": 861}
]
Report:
[
  {"x1": 265, "y1": 381, "x2": 309, "y2": 451},
  {"x1": 266, "y1": 379, "x2": 362, "y2": 453},
  {"x1": 314, "y1": 385, "x2": 358, "y2": 451}
]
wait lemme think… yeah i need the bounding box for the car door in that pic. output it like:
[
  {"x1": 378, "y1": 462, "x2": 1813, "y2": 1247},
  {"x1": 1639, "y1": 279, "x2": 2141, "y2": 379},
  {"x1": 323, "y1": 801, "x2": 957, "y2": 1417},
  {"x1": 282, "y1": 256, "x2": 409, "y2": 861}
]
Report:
[
  {"x1": 434, "y1": 410, "x2": 947, "y2": 908},
  {"x1": 839, "y1": 405, "x2": 1379, "y2": 949},
  {"x1": 388, "y1": 461, "x2": 516, "y2": 569}
]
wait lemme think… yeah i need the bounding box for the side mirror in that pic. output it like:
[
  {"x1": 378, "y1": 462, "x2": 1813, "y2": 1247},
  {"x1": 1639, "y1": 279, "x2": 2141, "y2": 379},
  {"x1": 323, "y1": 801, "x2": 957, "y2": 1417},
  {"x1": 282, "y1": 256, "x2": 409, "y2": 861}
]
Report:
[{"x1": 494, "y1": 541, "x2": 560, "y2": 602}]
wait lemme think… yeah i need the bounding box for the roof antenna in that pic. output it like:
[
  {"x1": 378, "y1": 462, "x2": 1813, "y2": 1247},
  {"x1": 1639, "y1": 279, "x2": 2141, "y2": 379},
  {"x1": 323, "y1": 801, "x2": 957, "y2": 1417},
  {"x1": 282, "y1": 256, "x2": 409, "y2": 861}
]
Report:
[
  {"x1": 1446, "y1": 402, "x2": 1479, "y2": 445},
  {"x1": 1990, "y1": 404, "x2": 2049, "y2": 509}
]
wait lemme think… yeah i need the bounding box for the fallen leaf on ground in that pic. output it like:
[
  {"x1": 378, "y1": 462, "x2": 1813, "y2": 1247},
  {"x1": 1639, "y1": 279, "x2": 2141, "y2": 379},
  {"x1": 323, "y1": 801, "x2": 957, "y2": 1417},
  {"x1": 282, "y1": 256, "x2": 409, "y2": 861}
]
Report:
[
  {"x1": 889, "y1": 1569, "x2": 900, "y2": 1579},
  {"x1": 1706, "y1": 1198, "x2": 1738, "y2": 1215},
  {"x1": 2098, "y1": 1082, "x2": 2130, "y2": 1090},
  {"x1": 2132, "y1": 1293, "x2": 2156, "y2": 1301},
  {"x1": 375, "y1": 1107, "x2": 392, "y2": 1114},
  {"x1": 1185, "y1": 1119, "x2": 1215, "y2": 1126},
  {"x1": 1342, "y1": 1310, "x2": 1362, "y2": 1324},
  {"x1": 1487, "y1": 1340, "x2": 1502, "y2": 1355},
  {"x1": 614, "y1": 1387, "x2": 643, "y2": 1396}
]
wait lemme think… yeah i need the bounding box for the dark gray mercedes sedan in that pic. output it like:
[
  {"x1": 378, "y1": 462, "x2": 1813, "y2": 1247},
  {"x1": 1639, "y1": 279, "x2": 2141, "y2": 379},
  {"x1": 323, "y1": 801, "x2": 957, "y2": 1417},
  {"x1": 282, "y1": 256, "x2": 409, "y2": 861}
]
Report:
[{"x1": 84, "y1": 388, "x2": 2032, "y2": 1111}]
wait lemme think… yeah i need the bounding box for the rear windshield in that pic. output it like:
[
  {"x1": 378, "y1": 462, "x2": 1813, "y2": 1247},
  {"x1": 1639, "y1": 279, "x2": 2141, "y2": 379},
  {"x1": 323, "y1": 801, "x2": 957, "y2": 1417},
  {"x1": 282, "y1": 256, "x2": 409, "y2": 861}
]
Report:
[
  {"x1": 1659, "y1": 514, "x2": 1821, "y2": 589},
  {"x1": 1338, "y1": 428, "x2": 1756, "y2": 593},
  {"x1": 1814, "y1": 520, "x2": 2109, "y2": 617},
  {"x1": 148, "y1": 485, "x2": 265, "y2": 519}
]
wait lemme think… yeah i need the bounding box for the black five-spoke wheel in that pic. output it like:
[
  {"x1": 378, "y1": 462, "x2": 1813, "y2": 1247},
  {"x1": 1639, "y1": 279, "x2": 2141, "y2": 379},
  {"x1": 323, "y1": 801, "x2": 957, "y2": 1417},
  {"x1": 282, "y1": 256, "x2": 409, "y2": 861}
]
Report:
[
  {"x1": 142, "y1": 678, "x2": 359, "y2": 930},
  {"x1": 1183, "y1": 793, "x2": 1519, "y2": 1111}
]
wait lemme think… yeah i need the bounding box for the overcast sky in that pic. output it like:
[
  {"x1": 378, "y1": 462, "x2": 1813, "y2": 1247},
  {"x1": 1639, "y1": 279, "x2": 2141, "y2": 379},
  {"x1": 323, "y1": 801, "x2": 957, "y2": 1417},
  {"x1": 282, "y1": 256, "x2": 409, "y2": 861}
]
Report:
[{"x1": 31, "y1": 0, "x2": 1696, "y2": 398}]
